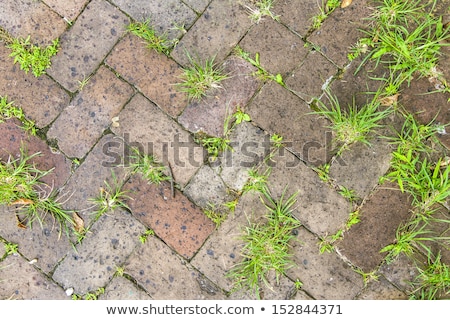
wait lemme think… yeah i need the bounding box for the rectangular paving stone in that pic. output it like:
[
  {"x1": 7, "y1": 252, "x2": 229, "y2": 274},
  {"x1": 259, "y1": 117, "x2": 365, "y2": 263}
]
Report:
[
  {"x1": 355, "y1": 275, "x2": 407, "y2": 300},
  {"x1": 125, "y1": 236, "x2": 226, "y2": 299},
  {"x1": 238, "y1": 18, "x2": 308, "y2": 76},
  {"x1": 0, "y1": 205, "x2": 73, "y2": 274},
  {"x1": 42, "y1": 0, "x2": 90, "y2": 21},
  {"x1": 100, "y1": 276, "x2": 152, "y2": 300},
  {"x1": 178, "y1": 55, "x2": 261, "y2": 136},
  {"x1": 47, "y1": 65, "x2": 133, "y2": 159},
  {"x1": 52, "y1": 209, "x2": 146, "y2": 295},
  {"x1": 0, "y1": 254, "x2": 69, "y2": 300},
  {"x1": 171, "y1": 0, "x2": 253, "y2": 66},
  {"x1": 59, "y1": 134, "x2": 129, "y2": 225},
  {"x1": 329, "y1": 137, "x2": 394, "y2": 200},
  {"x1": 247, "y1": 81, "x2": 333, "y2": 166},
  {"x1": 183, "y1": 164, "x2": 233, "y2": 209},
  {"x1": 47, "y1": 0, "x2": 129, "y2": 92},
  {"x1": 262, "y1": 147, "x2": 351, "y2": 236},
  {"x1": 110, "y1": 0, "x2": 197, "y2": 40},
  {"x1": 273, "y1": 0, "x2": 320, "y2": 37},
  {"x1": 105, "y1": 34, "x2": 188, "y2": 117},
  {"x1": 308, "y1": 1, "x2": 372, "y2": 67},
  {"x1": 0, "y1": 119, "x2": 72, "y2": 189},
  {"x1": 215, "y1": 121, "x2": 269, "y2": 191},
  {"x1": 285, "y1": 50, "x2": 338, "y2": 103},
  {"x1": 0, "y1": 0, "x2": 67, "y2": 46},
  {"x1": 124, "y1": 175, "x2": 215, "y2": 259},
  {"x1": 336, "y1": 183, "x2": 412, "y2": 273},
  {"x1": 287, "y1": 227, "x2": 364, "y2": 300},
  {"x1": 191, "y1": 191, "x2": 267, "y2": 292},
  {"x1": 111, "y1": 93, "x2": 204, "y2": 187},
  {"x1": 0, "y1": 45, "x2": 71, "y2": 128}
]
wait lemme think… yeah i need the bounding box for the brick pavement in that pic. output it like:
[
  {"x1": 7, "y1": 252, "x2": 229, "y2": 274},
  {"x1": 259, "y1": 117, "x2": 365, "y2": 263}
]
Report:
[{"x1": 0, "y1": 0, "x2": 448, "y2": 300}]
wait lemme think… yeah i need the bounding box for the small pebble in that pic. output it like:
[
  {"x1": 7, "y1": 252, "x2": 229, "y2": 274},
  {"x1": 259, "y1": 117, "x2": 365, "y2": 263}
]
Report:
[
  {"x1": 65, "y1": 288, "x2": 74, "y2": 296},
  {"x1": 29, "y1": 258, "x2": 38, "y2": 265}
]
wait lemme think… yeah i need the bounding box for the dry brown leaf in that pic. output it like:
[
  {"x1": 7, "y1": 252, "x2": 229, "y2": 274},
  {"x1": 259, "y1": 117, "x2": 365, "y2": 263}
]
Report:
[
  {"x1": 16, "y1": 215, "x2": 27, "y2": 229},
  {"x1": 72, "y1": 212, "x2": 85, "y2": 233},
  {"x1": 379, "y1": 93, "x2": 400, "y2": 106},
  {"x1": 341, "y1": 0, "x2": 353, "y2": 8},
  {"x1": 10, "y1": 198, "x2": 34, "y2": 206},
  {"x1": 111, "y1": 116, "x2": 120, "y2": 128}
]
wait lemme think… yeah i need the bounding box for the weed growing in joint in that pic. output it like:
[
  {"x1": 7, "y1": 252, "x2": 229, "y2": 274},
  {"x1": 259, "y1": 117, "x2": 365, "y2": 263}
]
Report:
[
  {"x1": 127, "y1": 20, "x2": 174, "y2": 55},
  {"x1": 311, "y1": 0, "x2": 341, "y2": 30},
  {"x1": 139, "y1": 229, "x2": 155, "y2": 244},
  {"x1": 0, "y1": 96, "x2": 37, "y2": 135},
  {"x1": 228, "y1": 188, "x2": 301, "y2": 298},
  {"x1": 0, "y1": 148, "x2": 75, "y2": 237},
  {"x1": 242, "y1": 168, "x2": 271, "y2": 194},
  {"x1": 177, "y1": 52, "x2": 229, "y2": 101},
  {"x1": 90, "y1": 172, "x2": 131, "y2": 220},
  {"x1": 6, "y1": 36, "x2": 59, "y2": 77},
  {"x1": 3, "y1": 242, "x2": 19, "y2": 255},
  {"x1": 312, "y1": 89, "x2": 393, "y2": 152},
  {"x1": 245, "y1": 0, "x2": 280, "y2": 24},
  {"x1": 234, "y1": 46, "x2": 284, "y2": 85},
  {"x1": 129, "y1": 148, "x2": 170, "y2": 185},
  {"x1": 204, "y1": 203, "x2": 228, "y2": 228}
]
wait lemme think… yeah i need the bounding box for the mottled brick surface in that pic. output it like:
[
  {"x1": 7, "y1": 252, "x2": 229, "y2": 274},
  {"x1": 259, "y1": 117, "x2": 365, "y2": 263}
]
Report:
[
  {"x1": 100, "y1": 276, "x2": 152, "y2": 300},
  {"x1": 182, "y1": 0, "x2": 211, "y2": 13},
  {"x1": 0, "y1": 45, "x2": 71, "y2": 128},
  {"x1": 52, "y1": 209, "x2": 146, "y2": 295},
  {"x1": 178, "y1": 55, "x2": 261, "y2": 136},
  {"x1": 47, "y1": 66, "x2": 133, "y2": 159},
  {"x1": 0, "y1": 119, "x2": 72, "y2": 189},
  {"x1": 42, "y1": 0, "x2": 90, "y2": 21},
  {"x1": 124, "y1": 175, "x2": 215, "y2": 259},
  {"x1": 287, "y1": 227, "x2": 364, "y2": 300},
  {"x1": 0, "y1": 254, "x2": 68, "y2": 299},
  {"x1": 125, "y1": 236, "x2": 226, "y2": 299},
  {"x1": 47, "y1": 0, "x2": 129, "y2": 92},
  {"x1": 111, "y1": 93, "x2": 204, "y2": 186},
  {"x1": 337, "y1": 183, "x2": 412, "y2": 272},
  {"x1": 239, "y1": 18, "x2": 308, "y2": 76},
  {"x1": 356, "y1": 276, "x2": 407, "y2": 300},
  {"x1": 247, "y1": 81, "x2": 333, "y2": 166},
  {"x1": 0, "y1": 0, "x2": 66, "y2": 46},
  {"x1": 106, "y1": 34, "x2": 187, "y2": 117},
  {"x1": 111, "y1": 0, "x2": 197, "y2": 40},
  {"x1": 171, "y1": 0, "x2": 253, "y2": 66},
  {"x1": 273, "y1": 0, "x2": 319, "y2": 37}
]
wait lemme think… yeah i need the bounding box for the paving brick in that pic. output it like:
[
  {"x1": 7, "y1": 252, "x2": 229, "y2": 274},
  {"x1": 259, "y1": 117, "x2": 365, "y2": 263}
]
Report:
[
  {"x1": 308, "y1": 2, "x2": 372, "y2": 67},
  {"x1": 0, "y1": 45, "x2": 71, "y2": 128},
  {"x1": 111, "y1": 93, "x2": 204, "y2": 187},
  {"x1": 215, "y1": 121, "x2": 268, "y2": 191},
  {"x1": 105, "y1": 34, "x2": 187, "y2": 118},
  {"x1": 0, "y1": 119, "x2": 72, "y2": 189},
  {"x1": 59, "y1": 134, "x2": 129, "y2": 225},
  {"x1": 239, "y1": 18, "x2": 308, "y2": 76},
  {"x1": 0, "y1": 0, "x2": 66, "y2": 46},
  {"x1": 262, "y1": 147, "x2": 351, "y2": 236},
  {"x1": 0, "y1": 254, "x2": 68, "y2": 299},
  {"x1": 329, "y1": 138, "x2": 393, "y2": 200},
  {"x1": 0, "y1": 205, "x2": 72, "y2": 274},
  {"x1": 337, "y1": 183, "x2": 412, "y2": 272},
  {"x1": 355, "y1": 276, "x2": 407, "y2": 300},
  {"x1": 42, "y1": 0, "x2": 89, "y2": 21},
  {"x1": 124, "y1": 174, "x2": 215, "y2": 259},
  {"x1": 191, "y1": 191, "x2": 266, "y2": 292},
  {"x1": 379, "y1": 253, "x2": 424, "y2": 294},
  {"x1": 171, "y1": 0, "x2": 253, "y2": 66},
  {"x1": 273, "y1": 0, "x2": 319, "y2": 37},
  {"x1": 287, "y1": 227, "x2": 364, "y2": 299},
  {"x1": 183, "y1": 164, "x2": 232, "y2": 209},
  {"x1": 182, "y1": 0, "x2": 211, "y2": 13},
  {"x1": 52, "y1": 209, "x2": 146, "y2": 295},
  {"x1": 100, "y1": 276, "x2": 152, "y2": 300},
  {"x1": 110, "y1": 0, "x2": 197, "y2": 40},
  {"x1": 47, "y1": 66, "x2": 133, "y2": 159},
  {"x1": 228, "y1": 273, "x2": 296, "y2": 300},
  {"x1": 247, "y1": 81, "x2": 333, "y2": 166},
  {"x1": 285, "y1": 50, "x2": 337, "y2": 103},
  {"x1": 47, "y1": 0, "x2": 129, "y2": 92},
  {"x1": 125, "y1": 236, "x2": 226, "y2": 299},
  {"x1": 178, "y1": 55, "x2": 260, "y2": 136}
]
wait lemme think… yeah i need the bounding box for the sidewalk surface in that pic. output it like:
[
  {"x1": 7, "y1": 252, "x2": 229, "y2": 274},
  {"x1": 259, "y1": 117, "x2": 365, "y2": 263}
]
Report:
[{"x1": 0, "y1": 0, "x2": 449, "y2": 300}]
